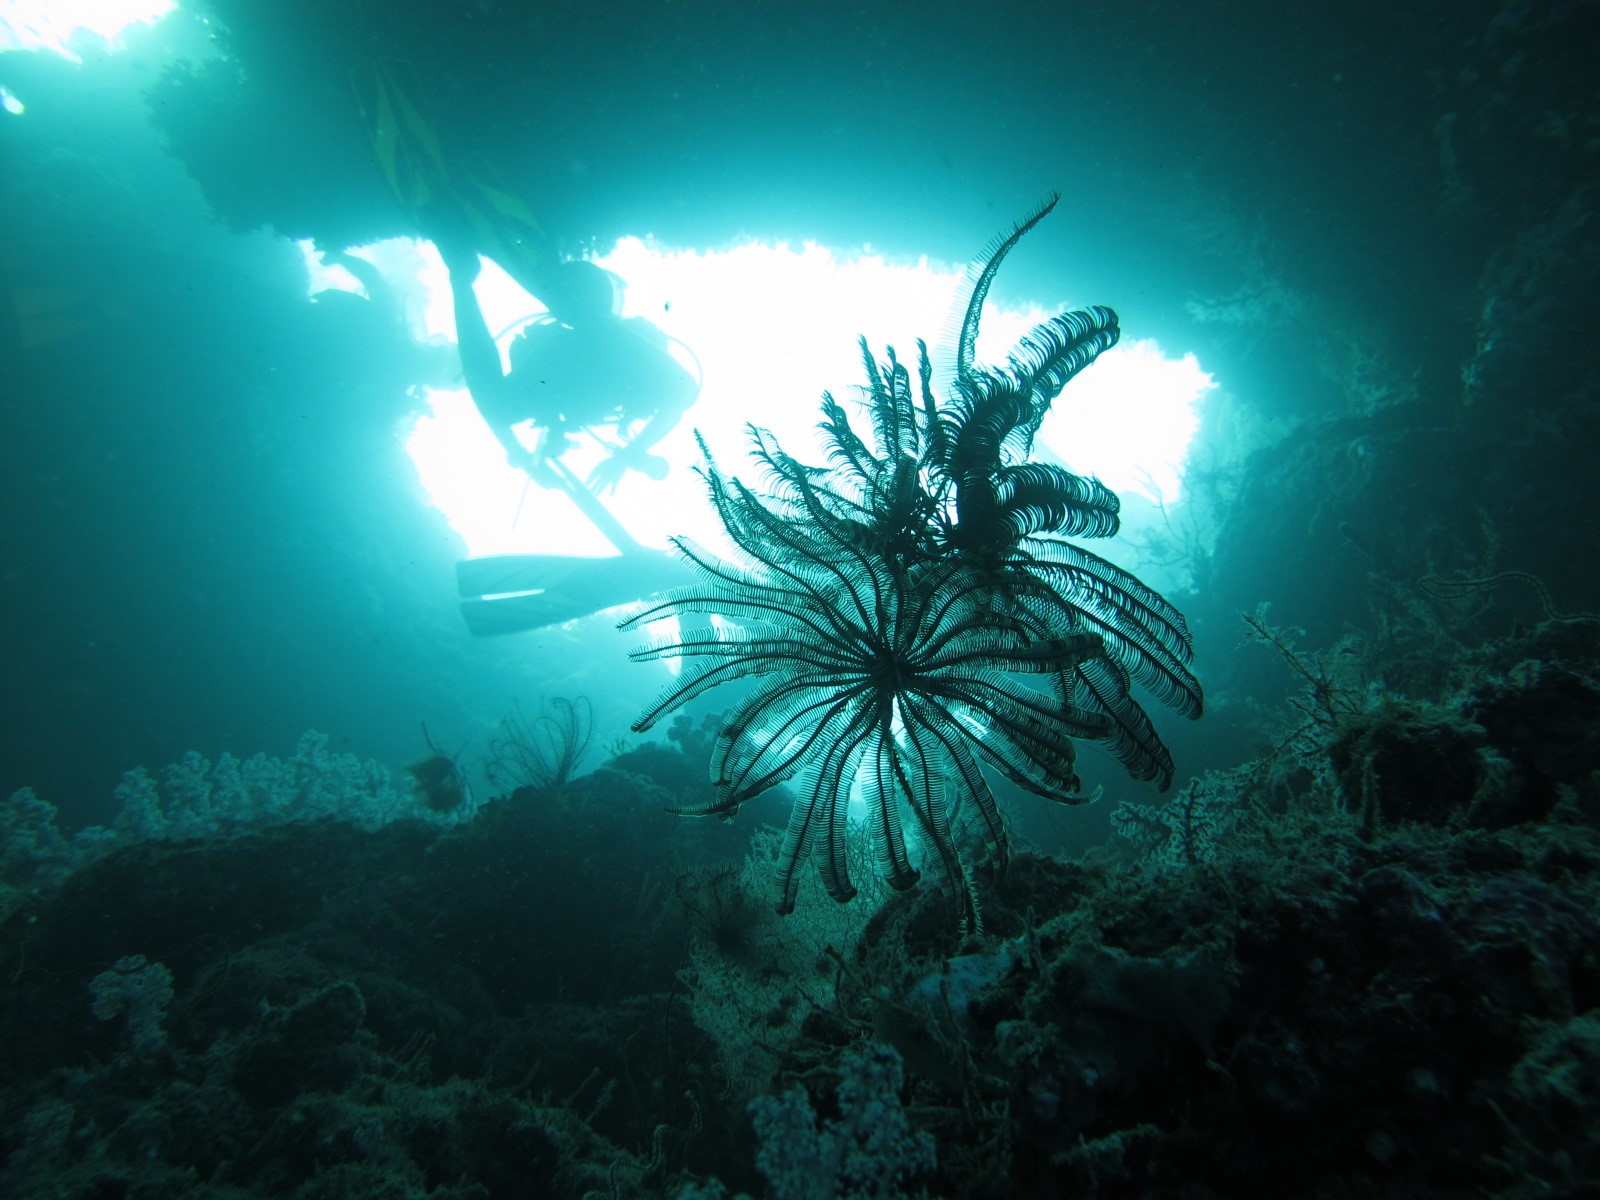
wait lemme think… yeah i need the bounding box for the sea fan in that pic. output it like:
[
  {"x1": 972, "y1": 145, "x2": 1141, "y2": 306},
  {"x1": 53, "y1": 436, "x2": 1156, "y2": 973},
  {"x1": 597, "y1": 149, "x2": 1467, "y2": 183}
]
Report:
[{"x1": 623, "y1": 195, "x2": 1201, "y2": 923}]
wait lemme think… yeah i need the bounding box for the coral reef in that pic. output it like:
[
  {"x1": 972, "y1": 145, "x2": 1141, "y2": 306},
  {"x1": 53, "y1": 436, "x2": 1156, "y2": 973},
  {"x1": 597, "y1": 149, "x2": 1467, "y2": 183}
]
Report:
[{"x1": 2, "y1": 618, "x2": 1597, "y2": 1198}]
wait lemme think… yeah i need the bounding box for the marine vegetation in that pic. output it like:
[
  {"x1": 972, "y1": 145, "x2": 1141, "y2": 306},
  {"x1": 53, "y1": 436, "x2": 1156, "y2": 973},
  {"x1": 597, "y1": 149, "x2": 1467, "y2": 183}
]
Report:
[
  {"x1": 407, "y1": 723, "x2": 474, "y2": 815},
  {"x1": 486, "y1": 696, "x2": 594, "y2": 794},
  {"x1": 623, "y1": 196, "x2": 1202, "y2": 925}
]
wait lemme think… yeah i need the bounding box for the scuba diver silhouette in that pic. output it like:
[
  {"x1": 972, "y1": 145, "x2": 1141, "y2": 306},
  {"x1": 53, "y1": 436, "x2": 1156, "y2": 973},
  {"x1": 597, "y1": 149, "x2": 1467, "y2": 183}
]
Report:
[
  {"x1": 353, "y1": 60, "x2": 698, "y2": 503},
  {"x1": 352, "y1": 59, "x2": 701, "y2": 631},
  {"x1": 433, "y1": 228, "x2": 698, "y2": 499}
]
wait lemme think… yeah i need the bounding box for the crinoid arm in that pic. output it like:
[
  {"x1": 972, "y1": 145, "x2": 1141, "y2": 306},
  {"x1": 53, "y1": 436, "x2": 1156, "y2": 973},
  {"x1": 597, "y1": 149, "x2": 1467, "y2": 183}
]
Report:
[
  {"x1": 936, "y1": 306, "x2": 1122, "y2": 551},
  {"x1": 1022, "y1": 537, "x2": 1204, "y2": 724},
  {"x1": 950, "y1": 193, "x2": 1065, "y2": 381},
  {"x1": 992, "y1": 462, "x2": 1122, "y2": 541}
]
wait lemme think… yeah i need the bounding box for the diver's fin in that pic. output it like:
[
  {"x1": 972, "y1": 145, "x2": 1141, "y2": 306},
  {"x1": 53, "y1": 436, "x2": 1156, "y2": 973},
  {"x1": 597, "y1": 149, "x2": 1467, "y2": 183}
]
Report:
[
  {"x1": 351, "y1": 59, "x2": 556, "y2": 297},
  {"x1": 352, "y1": 59, "x2": 452, "y2": 219},
  {"x1": 456, "y1": 551, "x2": 690, "y2": 635}
]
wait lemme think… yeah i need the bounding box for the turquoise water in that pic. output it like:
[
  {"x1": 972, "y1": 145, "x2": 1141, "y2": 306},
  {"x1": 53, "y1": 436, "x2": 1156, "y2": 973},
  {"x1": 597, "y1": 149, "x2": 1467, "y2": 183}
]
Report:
[{"x1": 2, "y1": 3, "x2": 1596, "y2": 1196}]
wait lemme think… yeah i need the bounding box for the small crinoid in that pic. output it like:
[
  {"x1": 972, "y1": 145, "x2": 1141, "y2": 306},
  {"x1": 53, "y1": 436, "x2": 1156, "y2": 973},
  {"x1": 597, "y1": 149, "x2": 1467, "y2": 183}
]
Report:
[
  {"x1": 623, "y1": 195, "x2": 1201, "y2": 927},
  {"x1": 407, "y1": 723, "x2": 472, "y2": 815}
]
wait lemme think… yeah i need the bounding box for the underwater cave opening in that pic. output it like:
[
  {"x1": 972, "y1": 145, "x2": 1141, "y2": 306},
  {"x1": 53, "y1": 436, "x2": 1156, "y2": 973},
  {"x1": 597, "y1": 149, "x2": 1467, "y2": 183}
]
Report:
[
  {"x1": 0, "y1": 0, "x2": 175, "y2": 62},
  {"x1": 299, "y1": 234, "x2": 1217, "y2": 596}
]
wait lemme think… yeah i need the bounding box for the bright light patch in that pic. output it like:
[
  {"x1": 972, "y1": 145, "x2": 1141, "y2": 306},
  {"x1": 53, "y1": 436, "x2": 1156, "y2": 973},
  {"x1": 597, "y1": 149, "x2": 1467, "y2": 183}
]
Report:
[
  {"x1": 298, "y1": 241, "x2": 369, "y2": 299},
  {"x1": 1, "y1": 84, "x2": 22, "y2": 114},
  {"x1": 296, "y1": 236, "x2": 453, "y2": 343},
  {"x1": 406, "y1": 388, "x2": 549, "y2": 557},
  {"x1": 0, "y1": 0, "x2": 175, "y2": 61},
  {"x1": 310, "y1": 235, "x2": 1209, "y2": 563}
]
